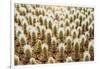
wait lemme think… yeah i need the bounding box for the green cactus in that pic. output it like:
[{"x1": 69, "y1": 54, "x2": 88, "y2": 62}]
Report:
[
  {"x1": 73, "y1": 39, "x2": 80, "y2": 61},
  {"x1": 66, "y1": 36, "x2": 72, "y2": 53},
  {"x1": 66, "y1": 57, "x2": 73, "y2": 62},
  {"x1": 48, "y1": 57, "x2": 55, "y2": 63},
  {"x1": 53, "y1": 25, "x2": 57, "y2": 37},
  {"x1": 36, "y1": 40, "x2": 42, "y2": 53},
  {"x1": 14, "y1": 55, "x2": 19, "y2": 65},
  {"x1": 24, "y1": 45, "x2": 32, "y2": 59},
  {"x1": 32, "y1": 32, "x2": 37, "y2": 45},
  {"x1": 83, "y1": 51, "x2": 90, "y2": 61},
  {"x1": 59, "y1": 30, "x2": 64, "y2": 42},
  {"x1": 42, "y1": 44, "x2": 48, "y2": 61},
  {"x1": 30, "y1": 58, "x2": 37, "y2": 64}
]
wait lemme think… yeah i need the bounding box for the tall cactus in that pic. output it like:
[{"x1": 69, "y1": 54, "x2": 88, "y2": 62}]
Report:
[
  {"x1": 48, "y1": 57, "x2": 55, "y2": 63},
  {"x1": 14, "y1": 55, "x2": 19, "y2": 65},
  {"x1": 73, "y1": 38, "x2": 80, "y2": 61},
  {"x1": 30, "y1": 58, "x2": 37, "y2": 64},
  {"x1": 23, "y1": 44, "x2": 32, "y2": 59},
  {"x1": 57, "y1": 43, "x2": 65, "y2": 62},
  {"x1": 83, "y1": 51, "x2": 90, "y2": 61},
  {"x1": 42, "y1": 43, "x2": 49, "y2": 62}
]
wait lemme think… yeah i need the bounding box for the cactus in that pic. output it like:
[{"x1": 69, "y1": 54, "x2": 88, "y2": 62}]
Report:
[
  {"x1": 65, "y1": 36, "x2": 72, "y2": 53},
  {"x1": 40, "y1": 26, "x2": 46, "y2": 40},
  {"x1": 39, "y1": 15, "x2": 44, "y2": 25},
  {"x1": 58, "y1": 28, "x2": 64, "y2": 42},
  {"x1": 48, "y1": 18, "x2": 53, "y2": 29},
  {"x1": 66, "y1": 57, "x2": 73, "y2": 62},
  {"x1": 23, "y1": 44, "x2": 32, "y2": 59},
  {"x1": 14, "y1": 55, "x2": 19, "y2": 65},
  {"x1": 77, "y1": 26, "x2": 82, "y2": 38},
  {"x1": 65, "y1": 27, "x2": 70, "y2": 36},
  {"x1": 83, "y1": 51, "x2": 90, "y2": 61},
  {"x1": 73, "y1": 38, "x2": 80, "y2": 61},
  {"x1": 65, "y1": 19, "x2": 70, "y2": 26},
  {"x1": 71, "y1": 29, "x2": 78, "y2": 39},
  {"x1": 88, "y1": 24, "x2": 93, "y2": 39},
  {"x1": 52, "y1": 24, "x2": 58, "y2": 37},
  {"x1": 42, "y1": 43, "x2": 49, "y2": 61},
  {"x1": 57, "y1": 43, "x2": 65, "y2": 62},
  {"x1": 35, "y1": 40, "x2": 42, "y2": 53},
  {"x1": 48, "y1": 57, "x2": 55, "y2": 63},
  {"x1": 88, "y1": 40, "x2": 94, "y2": 60},
  {"x1": 82, "y1": 22, "x2": 86, "y2": 33},
  {"x1": 32, "y1": 31, "x2": 37, "y2": 45},
  {"x1": 19, "y1": 33, "x2": 27, "y2": 46},
  {"x1": 80, "y1": 35, "x2": 86, "y2": 53},
  {"x1": 45, "y1": 29, "x2": 52, "y2": 46},
  {"x1": 30, "y1": 58, "x2": 37, "y2": 64},
  {"x1": 51, "y1": 37, "x2": 57, "y2": 52}
]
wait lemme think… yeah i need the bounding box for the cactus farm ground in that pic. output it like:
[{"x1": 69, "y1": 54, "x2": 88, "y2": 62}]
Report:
[{"x1": 14, "y1": 4, "x2": 94, "y2": 65}]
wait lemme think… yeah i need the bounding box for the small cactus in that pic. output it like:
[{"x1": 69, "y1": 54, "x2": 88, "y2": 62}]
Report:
[
  {"x1": 51, "y1": 37, "x2": 57, "y2": 52},
  {"x1": 52, "y1": 24, "x2": 58, "y2": 37},
  {"x1": 65, "y1": 36, "x2": 72, "y2": 53},
  {"x1": 66, "y1": 57, "x2": 73, "y2": 62},
  {"x1": 14, "y1": 55, "x2": 19, "y2": 65},
  {"x1": 30, "y1": 58, "x2": 37, "y2": 64},
  {"x1": 58, "y1": 28, "x2": 64, "y2": 42},
  {"x1": 18, "y1": 33, "x2": 27, "y2": 46},
  {"x1": 80, "y1": 35, "x2": 86, "y2": 53},
  {"x1": 45, "y1": 29, "x2": 52, "y2": 46},
  {"x1": 88, "y1": 40, "x2": 94, "y2": 60},
  {"x1": 77, "y1": 26, "x2": 82, "y2": 37},
  {"x1": 23, "y1": 44, "x2": 32, "y2": 59},
  {"x1": 83, "y1": 51, "x2": 90, "y2": 61},
  {"x1": 57, "y1": 43, "x2": 65, "y2": 62},
  {"x1": 42, "y1": 43, "x2": 49, "y2": 61},
  {"x1": 73, "y1": 38, "x2": 80, "y2": 61},
  {"x1": 48, "y1": 57, "x2": 55, "y2": 63},
  {"x1": 71, "y1": 29, "x2": 78, "y2": 39},
  {"x1": 35, "y1": 40, "x2": 42, "y2": 53},
  {"x1": 65, "y1": 27, "x2": 70, "y2": 36}
]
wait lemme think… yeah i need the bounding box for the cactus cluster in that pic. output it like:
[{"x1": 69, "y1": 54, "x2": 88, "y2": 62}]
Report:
[{"x1": 14, "y1": 4, "x2": 94, "y2": 65}]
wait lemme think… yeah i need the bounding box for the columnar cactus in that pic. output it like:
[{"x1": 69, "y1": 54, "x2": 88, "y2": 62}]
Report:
[
  {"x1": 65, "y1": 19, "x2": 70, "y2": 26},
  {"x1": 80, "y1": 35, "x2": 86, "y2": 53},
  {"x1": 75, "y1": 19, "x2": 80, "y2": 28},
  {"x1": 39, "y1": 15, "x2": 44, "y2": 25},
  {"x1": 88, "y1": 24, "x2": 93, "y2": 39},
  {"x1": 73, "y1": 38, "x2": 80, "y2": 61},
  {"x1": 66, "y1": 57, "x2": 73, "y2": 62},
  {"x1": 40, "y1": 26, "x2": 46, "y2": 40},
  {"x1": 71, "y1": 29, "x2": 78, "y2": 39},
  {"x1": 65, "y1": 36, "x2": 72, "y2": 53},
  {"x1": 77, "y1": 26, "x2": 82, "y2": 38},
  {"x1": 45, "y1": 29, "x2": 52, "y2": 46},
  {"x1": 30, "y1": 28, "x2": 37, "y2": 45},
  {"x1": 14, "y1": 55, "x2": 19, "y2": 65},
  {"x1": 57, "y1": 43, "x2": 65, "y2": 62},
  {"x1": 58, "y1": 28, "x2": 64, "y2": 42},
  {"x1": 35, "y1": 40, "x2": 42, "y2": 53},
  {"x1": 19, "y1": 6, "x2": 26, "y2": 16},
  {"x1": 83, "y1": 51, "x2": 90, "y2": 61},
  {"x1": 48, "y1": 57, "x2": 55, "y2": 63},
  {"x1": 30, "y1": 58, "x2": 37, "y2": 64},
  {"x1": 82, "y1": 22, "x2": 86, "y2": 33},
  {"x1": 23, "y1": 44, "x2": 32, "y2": 59},
  {"x1": 52, "y1": 24, "x2": 58, "y2": 37},
  {"x1": 42, "y1": 43, "x2": 49, "y2": 61},
  {"x1": 51, "y1": 37, "x2": 57, "y2": 52},
  {"x1": 88, "y1": 40, "x2": 94, "y2": 60},
  {"x1": 18, "y1": 33, "x2": 27, "y2": 46},
  {"x1": 65, "y1": 27, "x2": 70, "y2": 36}
]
